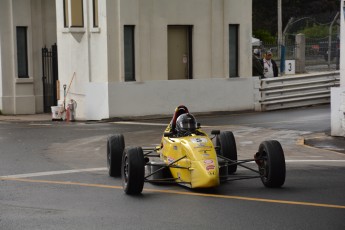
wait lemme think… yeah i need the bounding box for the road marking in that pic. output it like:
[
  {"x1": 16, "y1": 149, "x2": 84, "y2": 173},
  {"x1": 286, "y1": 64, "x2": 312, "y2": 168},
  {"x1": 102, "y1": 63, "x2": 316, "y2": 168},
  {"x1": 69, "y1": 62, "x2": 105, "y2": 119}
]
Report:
[
  {"x1": 2, "y1": 160, "x2": 345, "y2": 179},
  {"x1": 1, "y1": 177, "x2": 344, "y2": 209},
  {"x1": 29, "y1": 124, "x2": 52, "y2": 126},
  {"x1": 1, "y1": 168, "x2": 107, "y2": 179},
  {"x1": 112, "y1": 121, "x2": 211, "y2": 128},
  {"x1": 285, "y1": 160, "x2": 345, "y2": 163},
  {"x1": 112, "y1": 121, "x2": 168, "y2": 126}
]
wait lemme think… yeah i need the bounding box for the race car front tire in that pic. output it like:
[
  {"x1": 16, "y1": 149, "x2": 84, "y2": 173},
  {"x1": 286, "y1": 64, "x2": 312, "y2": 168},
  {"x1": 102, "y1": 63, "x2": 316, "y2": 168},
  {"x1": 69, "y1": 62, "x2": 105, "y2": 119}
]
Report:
[
  {"x1": 217, "y1": 131, "x2": 238, "y2": 174},
  {"x1": 257, "y1": 140, "x2": 286, "y2": 188},
  {"x1": 107, "y1": 134, "x2": 125, "y2": 177},
  {"x1": 122, "y1": 147, "x2": 145, "y2": 195}
]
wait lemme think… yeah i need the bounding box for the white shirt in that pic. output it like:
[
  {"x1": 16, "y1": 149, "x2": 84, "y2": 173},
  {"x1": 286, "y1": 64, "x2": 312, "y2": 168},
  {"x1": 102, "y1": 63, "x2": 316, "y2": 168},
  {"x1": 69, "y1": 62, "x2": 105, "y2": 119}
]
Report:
[{"x1": 263, "y1": 59, "x2": 274, "y2": 78}]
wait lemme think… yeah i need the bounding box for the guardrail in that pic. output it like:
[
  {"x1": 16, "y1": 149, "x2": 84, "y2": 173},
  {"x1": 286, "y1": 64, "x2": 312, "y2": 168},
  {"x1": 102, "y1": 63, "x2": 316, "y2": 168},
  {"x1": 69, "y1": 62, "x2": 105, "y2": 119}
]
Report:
[{"x1": 254, "y1": 71, "x2": 340, "y2": 111}]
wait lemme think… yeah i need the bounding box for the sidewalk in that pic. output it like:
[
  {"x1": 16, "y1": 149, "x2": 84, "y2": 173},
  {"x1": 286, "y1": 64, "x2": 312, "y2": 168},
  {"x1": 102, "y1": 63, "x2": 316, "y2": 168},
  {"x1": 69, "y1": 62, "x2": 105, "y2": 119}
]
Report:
[
  {"x1": 0, "y1": 113, "x2": 52, "y2": 122},
  {"x1": 303, "y1": 132, "x2": 345, "y2": 154}
]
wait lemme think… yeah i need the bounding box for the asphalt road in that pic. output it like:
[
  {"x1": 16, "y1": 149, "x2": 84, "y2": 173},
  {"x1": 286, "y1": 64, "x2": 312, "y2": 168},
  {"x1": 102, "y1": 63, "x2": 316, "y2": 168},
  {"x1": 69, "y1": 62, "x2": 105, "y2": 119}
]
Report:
[{"x1": 0, "y1": 105, "x2": 344, "y2": 230}]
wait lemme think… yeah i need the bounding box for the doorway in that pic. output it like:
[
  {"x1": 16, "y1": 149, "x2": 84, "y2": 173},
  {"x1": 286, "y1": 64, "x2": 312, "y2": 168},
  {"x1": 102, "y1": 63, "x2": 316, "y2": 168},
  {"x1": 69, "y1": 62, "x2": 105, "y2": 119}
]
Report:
[
  {"x1": 42, "y1": 44, "x2": 58, "y2": 113},
  {"x1": 168, "y1": 25, "x2": 193, "y2": 80}
]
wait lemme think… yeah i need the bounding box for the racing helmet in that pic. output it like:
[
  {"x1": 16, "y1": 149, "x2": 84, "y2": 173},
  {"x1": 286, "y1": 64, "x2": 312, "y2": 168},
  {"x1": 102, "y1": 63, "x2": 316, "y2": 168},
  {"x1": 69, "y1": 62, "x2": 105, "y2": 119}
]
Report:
[{"x1": 176, "y1": 113, "x2": 197, "y2": 133}]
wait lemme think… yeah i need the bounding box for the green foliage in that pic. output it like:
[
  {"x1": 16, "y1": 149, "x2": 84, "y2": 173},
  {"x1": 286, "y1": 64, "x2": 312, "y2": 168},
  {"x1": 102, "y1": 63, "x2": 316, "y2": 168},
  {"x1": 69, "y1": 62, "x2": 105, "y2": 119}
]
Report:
[
  {"x1": 253, "y1": 29, "x2": 276, "y2": 43},
  {"x1": 298, "y1": 24, "x2": 338, "y2": 38}
]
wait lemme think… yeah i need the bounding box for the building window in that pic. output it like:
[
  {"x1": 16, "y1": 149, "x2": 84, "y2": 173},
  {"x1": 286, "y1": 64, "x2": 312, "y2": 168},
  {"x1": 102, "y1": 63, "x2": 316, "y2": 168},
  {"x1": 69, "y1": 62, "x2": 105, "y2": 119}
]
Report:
[
  {"x1": 16, "y1": 27, "x2": 29, "y2": 78},
  {"x1": 124, "y1": 26, "x2": 135, "y2": 81},
  {"x1": 71, "y1": 0, "x2": 84, "y2": 27},
  {"x1": 63, "y1": 0, "x2": 84, "y2": 28},
  {"x1": 93, "y1": 0, "x2": 99, "y2": 27},
  {"x1": 63, "y1": 0, "x2": 69, "y2": 28},
  {"x1": 229, "y1": 24, "x2": 239, "y2": 78}
]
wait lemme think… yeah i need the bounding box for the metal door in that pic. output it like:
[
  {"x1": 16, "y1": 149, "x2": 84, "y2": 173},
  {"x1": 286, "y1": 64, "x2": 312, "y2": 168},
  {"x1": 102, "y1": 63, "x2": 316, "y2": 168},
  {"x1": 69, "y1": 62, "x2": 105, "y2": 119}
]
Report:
[
  {"x1": 168, "y1": 26, "x2": 192, "y2": 80},
  {"x1": 42, "y1": 44, "x2": 58, "y2": 113}
]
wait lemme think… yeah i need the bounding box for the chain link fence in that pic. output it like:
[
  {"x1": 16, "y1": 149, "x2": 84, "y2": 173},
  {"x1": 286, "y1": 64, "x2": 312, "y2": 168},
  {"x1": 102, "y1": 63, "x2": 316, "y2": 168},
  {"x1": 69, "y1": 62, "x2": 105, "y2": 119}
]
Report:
[
  {"x1": 255, "y1": 14, "x2": 340, "y2": 74},
  {"x1": 260, "y1": 38, "x2": 339, "y2": 73}
]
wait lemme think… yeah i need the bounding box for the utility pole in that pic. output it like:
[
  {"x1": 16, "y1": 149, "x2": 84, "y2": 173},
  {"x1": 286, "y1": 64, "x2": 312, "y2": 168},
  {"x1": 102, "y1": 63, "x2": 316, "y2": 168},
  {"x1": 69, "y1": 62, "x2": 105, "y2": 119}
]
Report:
[
  {"x1": 328, "y1": 12, "x2": 340, "y2": 70},
  {"x1": 278, "y1": 0, "x2": 283, "y2": 73}
]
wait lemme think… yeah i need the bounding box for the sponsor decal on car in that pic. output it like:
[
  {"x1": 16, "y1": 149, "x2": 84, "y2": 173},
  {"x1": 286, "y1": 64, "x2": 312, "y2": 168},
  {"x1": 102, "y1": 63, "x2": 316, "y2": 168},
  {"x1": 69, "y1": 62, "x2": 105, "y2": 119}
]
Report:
[
  {"x1": 194, "y1": 146, "x2": 212, "y2": 149},
  {"x1": 204, "y1": 159, "x2": 216, "y2": 171},
  {"x1": 191, "y1": 138, "x2": 208, "y2": 144},
  {"x1": 204, "y1": 159, "x2": 214, "y2": 164},
  {"x1": 167, "y1": 156, "x2": 175, "y2": 164},
  {"x1": 206, "y1": 165, "x2": 216, "y2": 171},
  {"x1": 198, "y1": 149, "x2": 211, "y2": 157}
]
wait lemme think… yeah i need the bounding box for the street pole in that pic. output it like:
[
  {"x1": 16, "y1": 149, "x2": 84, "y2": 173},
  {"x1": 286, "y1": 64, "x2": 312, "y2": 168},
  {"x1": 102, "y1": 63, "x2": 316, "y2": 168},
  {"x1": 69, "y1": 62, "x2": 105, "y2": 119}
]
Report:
[
  {"x1": 328, "y1": 12, "x2": 340, "y2": 70},
  {"x1": 278, "y1": 0, "x2": 283, "y2": 74}
]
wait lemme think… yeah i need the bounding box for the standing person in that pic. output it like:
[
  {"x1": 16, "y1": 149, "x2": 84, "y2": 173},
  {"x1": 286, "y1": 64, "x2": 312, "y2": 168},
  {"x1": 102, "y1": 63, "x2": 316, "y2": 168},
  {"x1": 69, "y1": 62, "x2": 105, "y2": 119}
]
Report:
[
  {"x1": 252, "y1": 48, "x2": 264, "y2": 77},
  {"x1": 261, "y1": 50, "x2": 278, "y2": 78}
]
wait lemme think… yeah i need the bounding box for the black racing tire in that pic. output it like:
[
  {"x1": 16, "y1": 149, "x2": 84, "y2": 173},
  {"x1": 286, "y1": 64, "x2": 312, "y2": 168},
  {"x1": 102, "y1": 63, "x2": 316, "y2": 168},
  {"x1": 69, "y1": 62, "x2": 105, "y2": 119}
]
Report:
[
  {"x1": 122, "y1": 147, "x2": 145, "y2": 195},
  {"x1": 217, "y1": 131, "x2": 238, "y2": 174},
  {"x1": 257, "y1": 140, "x2": 286, "y2": 188},
  {"x1": 107, "y1": 134, "x2": 125, "y2": 177}
]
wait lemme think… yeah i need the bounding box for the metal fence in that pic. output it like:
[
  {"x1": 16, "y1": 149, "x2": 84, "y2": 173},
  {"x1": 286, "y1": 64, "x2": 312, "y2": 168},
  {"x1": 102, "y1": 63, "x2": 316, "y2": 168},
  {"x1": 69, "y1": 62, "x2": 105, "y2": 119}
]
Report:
[
  {"x1": 259, "y1": 37, "x2": 339, "y2": 73},
  {"x1": 254, "y1": 71, "x2": 340, "y2": 111}
]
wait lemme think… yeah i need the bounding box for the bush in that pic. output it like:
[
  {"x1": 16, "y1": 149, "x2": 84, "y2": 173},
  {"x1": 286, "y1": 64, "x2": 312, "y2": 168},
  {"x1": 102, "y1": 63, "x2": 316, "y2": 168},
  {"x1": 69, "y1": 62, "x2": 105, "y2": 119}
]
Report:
[
  {"x1": 298, "y1": 24, "x2": 337, "y2": 38},
  {"x1": 253, "y1": 29, "x2": 276, "y2": 43}
]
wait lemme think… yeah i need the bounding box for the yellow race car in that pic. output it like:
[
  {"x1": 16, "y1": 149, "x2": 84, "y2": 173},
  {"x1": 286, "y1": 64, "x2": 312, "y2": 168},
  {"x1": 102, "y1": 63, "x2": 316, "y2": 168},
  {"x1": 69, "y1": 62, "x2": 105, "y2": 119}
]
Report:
[{"x1": 107, "y1": 105, "x2": 286, "y2": 195}]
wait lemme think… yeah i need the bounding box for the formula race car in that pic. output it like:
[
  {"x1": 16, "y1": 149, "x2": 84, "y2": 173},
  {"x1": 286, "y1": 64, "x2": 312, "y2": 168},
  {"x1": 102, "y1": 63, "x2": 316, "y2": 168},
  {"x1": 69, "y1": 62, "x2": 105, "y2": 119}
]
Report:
[{"x1": 107, "y1": 105, "x2": 286, "y2": 195}]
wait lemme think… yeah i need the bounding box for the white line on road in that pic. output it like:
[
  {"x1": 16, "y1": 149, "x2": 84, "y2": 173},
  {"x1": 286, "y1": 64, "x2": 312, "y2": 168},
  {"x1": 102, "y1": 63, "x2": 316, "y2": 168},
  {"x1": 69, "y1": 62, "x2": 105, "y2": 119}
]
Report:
[
  {"x1": 111, "y1": 121, "x2": 167, "y2": 126},
  {"x1": 1, "y1": 168, "x2": 107, "y2": 179},
  {"x1": 285, "y1": 160, "x2": 345, "y2": 163},
  {"x1": 1, "y1": 160, "x2": 345, "y2": 179},
  {"x1": 111, "y1": 121, "x2": 211, "y2": 127}
]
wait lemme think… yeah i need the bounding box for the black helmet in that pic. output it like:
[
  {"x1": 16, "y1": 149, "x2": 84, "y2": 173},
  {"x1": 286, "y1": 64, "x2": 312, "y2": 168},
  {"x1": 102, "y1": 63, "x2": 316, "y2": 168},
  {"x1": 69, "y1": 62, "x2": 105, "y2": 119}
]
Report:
[{"x1": 176, "y1": 113, "x2": 197, "y2": 133}]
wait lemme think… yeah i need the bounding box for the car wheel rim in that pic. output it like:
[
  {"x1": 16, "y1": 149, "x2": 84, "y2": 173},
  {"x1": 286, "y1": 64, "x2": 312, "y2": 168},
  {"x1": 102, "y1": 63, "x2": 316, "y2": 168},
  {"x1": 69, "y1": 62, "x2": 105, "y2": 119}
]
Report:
[
  {"x1": 107, "y1": 143, "x2": 110, "y2": 169},
  {"x1": 123, "y1": 155, "x2": 129, "y2": 184},
  {"x1": 259, "y1": 152, "x2": 268, "y2": 182}
]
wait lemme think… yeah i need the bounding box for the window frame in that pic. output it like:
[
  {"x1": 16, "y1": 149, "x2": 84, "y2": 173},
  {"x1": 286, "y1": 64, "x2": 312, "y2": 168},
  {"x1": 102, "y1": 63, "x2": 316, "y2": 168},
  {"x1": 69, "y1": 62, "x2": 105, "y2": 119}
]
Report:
[
  {"x1": 63, "y1": 0, "x2": 84, "y2": 28},
  {"x1": 229, "y1": 24, "x2": 239, "y2": 78},
  {"x1": 93, "y1": 0, "x2": 99, "y2": 28},
  {"x1": 16, "y1": 26, "x2": 29, "y2": 78},
  {"x1": 124, "y1": 25, "x2": 136, "y2": 82},
  {"x1": 70, "y1": 0, "x2": 84, "y2": 28},
  {"x1": 63, "y1": 0, "x2": 69, "y2": 28}
]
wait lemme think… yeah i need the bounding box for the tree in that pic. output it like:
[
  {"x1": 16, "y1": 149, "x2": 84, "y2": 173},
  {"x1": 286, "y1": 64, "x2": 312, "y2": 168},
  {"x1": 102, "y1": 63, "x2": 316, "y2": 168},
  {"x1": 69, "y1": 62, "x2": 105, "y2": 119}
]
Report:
[{"x1": 252, "y1": 0, "x2": 340, "y2": 38}]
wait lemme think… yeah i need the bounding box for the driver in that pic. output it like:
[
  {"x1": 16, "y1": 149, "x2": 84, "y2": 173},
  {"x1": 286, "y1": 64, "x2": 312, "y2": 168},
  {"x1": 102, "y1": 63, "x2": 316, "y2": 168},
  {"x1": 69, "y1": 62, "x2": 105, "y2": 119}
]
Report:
[{"x1": 176, "y1": 113, "x2": 197, "y2": 136}]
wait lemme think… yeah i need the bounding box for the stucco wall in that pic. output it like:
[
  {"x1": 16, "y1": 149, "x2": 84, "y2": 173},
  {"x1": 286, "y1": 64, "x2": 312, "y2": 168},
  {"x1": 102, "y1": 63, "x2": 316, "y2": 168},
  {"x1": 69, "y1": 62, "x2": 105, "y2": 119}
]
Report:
[
  {"x1": 0, "y1": 0, "x2": 16, "y2": 114},
  {"x1": 330, "y1": 0, "x2": 345, "y2": 136},
  {"x1": 57, "y1": 0, "x2": 253, "y2": 120},
  {"x1": 115, "y1": 0, "x2": 252, "y2": 81},
  {"x1": 0, "y1": 0, "x2": 56, "y2": 114},
  {"x1": 85, "y1": 77, "x2": 255, "y2": 120},
  {"x1": 341, "y1": 1, "x2": 345, "y2": 88}
]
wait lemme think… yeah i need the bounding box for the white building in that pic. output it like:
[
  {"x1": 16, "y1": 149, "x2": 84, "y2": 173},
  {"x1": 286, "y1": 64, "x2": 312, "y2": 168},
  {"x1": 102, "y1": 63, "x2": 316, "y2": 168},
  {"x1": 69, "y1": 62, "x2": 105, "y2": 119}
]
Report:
[
  {"x1": 1, "y1": 0, "x2": 254, "y2": 120},
  {"x1": 331, "y1": 1, "x2": 345, "y2": 136},
  {"x1": 0, "y1": 0, "x2": 56, "y2": 115}
]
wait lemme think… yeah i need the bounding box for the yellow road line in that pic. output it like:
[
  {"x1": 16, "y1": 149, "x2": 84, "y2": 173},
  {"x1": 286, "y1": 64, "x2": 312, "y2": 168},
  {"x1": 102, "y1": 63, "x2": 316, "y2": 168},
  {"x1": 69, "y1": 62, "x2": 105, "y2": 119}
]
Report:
[
  {"x1": 0, "y1": 177, "x2": 122, "y2": 190},
  {"x1": 144, "y1": 188, "x2": 345, "y2": 209},
  {"x1": 1, "y1": 177, "x2": 344, "y2": 209}
]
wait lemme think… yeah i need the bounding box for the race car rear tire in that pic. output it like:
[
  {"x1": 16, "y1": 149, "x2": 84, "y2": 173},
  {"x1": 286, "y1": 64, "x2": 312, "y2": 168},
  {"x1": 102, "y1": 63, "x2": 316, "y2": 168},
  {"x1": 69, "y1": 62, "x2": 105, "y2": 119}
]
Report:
[
  {"x1": 217, "y1": 131, "x2": 238, "y2": 174},
  {"x1": 257, "y1": 140, "x2": 286, "y2": 188},
  {"x1": 107, "y1": 134, "x2": 125, "y2": 177},
  {"x1": 122, "y1": 147, "x2": 145, "y2": 195}
]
